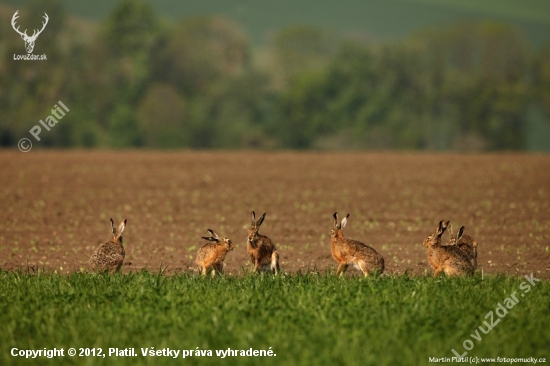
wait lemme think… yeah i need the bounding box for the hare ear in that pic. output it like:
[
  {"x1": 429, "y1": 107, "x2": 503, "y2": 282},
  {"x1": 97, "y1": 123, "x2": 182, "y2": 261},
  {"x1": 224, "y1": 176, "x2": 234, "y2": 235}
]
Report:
[
  {"x1": 118, "y1": 219, "x2": 127, "y2": 235},
  {"x1": 436, "y1": 221, "x2": 447, "y2": 237},
  {"x1": 457, "y1": 226, "x2": 465, "y2": 242},
  {"x1": 110, "y1": 218, "x2": 116, "y2": 234},
  {"x1": 448, "y1": 224, "x2": 453, "y2": 236},
  {"x1": 341, "y1": 213, "x2": 349, "y2": 228},
  {"x1": 201, "y1": 236, "x2": 216, "y2": 242},
  {"x1": 333, "y1": 212, "x2": 339, "y2": 228},
  {"x1": 207, "y1": 229, "x2": 219, "y2": 240},
  {"x1": 256, "y1": 212, "x2": 266, "y2": 227},
  {"x1": 250, "y1": 211, "x2": 256, "y2": 226}
]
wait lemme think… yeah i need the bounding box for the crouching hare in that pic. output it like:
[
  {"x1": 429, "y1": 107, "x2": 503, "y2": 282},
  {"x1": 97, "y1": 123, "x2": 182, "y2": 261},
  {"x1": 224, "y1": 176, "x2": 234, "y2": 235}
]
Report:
[{"x1": 195, "y1": 229, "x2": 235, "y2": 276}]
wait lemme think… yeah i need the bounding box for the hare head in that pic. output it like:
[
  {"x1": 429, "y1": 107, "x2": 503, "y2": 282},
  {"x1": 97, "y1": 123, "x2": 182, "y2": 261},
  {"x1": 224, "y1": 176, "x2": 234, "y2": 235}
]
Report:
[
  {"x1": 247, "y1": 211, "x2": 266, "y2": 245},
  {"x1": 448, "y1": 224, "x2": 465, "y2": 245},
  {"x1": 202, "y1": 229, "x2": 234, "y2": 251},
  {"x1": 330, "y1": 212, "x2": 349, "y2": 240},
  {"x1": 110, "y1": 218, "x2": 127, "y2": 244},
  {"x1": 422, "y1": 220, "x2": 448, "y2": 248}
]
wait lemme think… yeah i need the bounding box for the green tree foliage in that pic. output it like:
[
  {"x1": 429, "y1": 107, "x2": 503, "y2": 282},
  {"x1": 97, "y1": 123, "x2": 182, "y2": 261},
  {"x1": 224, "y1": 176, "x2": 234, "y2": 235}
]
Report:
[
  {"x1": 138, "y1": 83, "x2": 187, "y2": 148},
  {"x1": 0, "y1": 0, "x2": 548, "y2": 150},
  {"x1": 270, "y1": 26, "x2": 339, "y2": 87},
  {"x1": 96, "y1": 0, "x2": 160, "y2": 104},
  {"x1": 537, "y1": 44, "x2": 550, "y2": 116},
  {"x1": 277, "y1": 22, "x2": 537, "y2": 150},
  {"x1": 108, "y1": 104, "x2": 143, "y2": 147},
  {"x1": 184, "y1": 72, "x2": 274, "y2": 149},
  {"x1": 154, "y1": 16, "x2": 250, "y2": 96},
  {"x1": 413, "y1": 22, "x2": 532, "y2": 150},
  {"x1": 0, "y1": 0, "x2": 68, "y2": 145}
]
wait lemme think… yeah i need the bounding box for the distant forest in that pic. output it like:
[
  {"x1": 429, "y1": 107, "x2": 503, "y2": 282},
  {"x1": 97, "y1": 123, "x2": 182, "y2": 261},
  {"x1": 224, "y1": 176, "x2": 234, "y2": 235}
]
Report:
[{"x1": 1, "y1": 0, "x2": 550, "y2": 150}]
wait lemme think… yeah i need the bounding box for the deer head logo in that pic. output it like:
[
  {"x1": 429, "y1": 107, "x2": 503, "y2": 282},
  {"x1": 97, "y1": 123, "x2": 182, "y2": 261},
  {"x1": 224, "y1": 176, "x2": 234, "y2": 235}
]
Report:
[{"x1": 11, "y1": 10, "x2": 49, "y2": 54}]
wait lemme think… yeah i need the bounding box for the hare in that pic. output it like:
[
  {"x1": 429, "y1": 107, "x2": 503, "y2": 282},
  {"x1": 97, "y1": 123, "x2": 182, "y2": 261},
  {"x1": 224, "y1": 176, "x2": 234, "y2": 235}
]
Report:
[
  {"x1": 330, "y1": 212, "x2": 384, "y2": 277},
  {"x1": 423, "y1": 221, "x2": 474, "y2": 277},
  {"x1": 195, "y1": 229, "x2": 235, "y2": 276},
  {"x1": 247, "y1": 211, "x2": 280, "y2": 275},
  {"x1": 89, "y1": 218, "x2": 127, "y2": 274},
  {"x1": 448, "y1": 224, "x2": 478, "y2": 270}
]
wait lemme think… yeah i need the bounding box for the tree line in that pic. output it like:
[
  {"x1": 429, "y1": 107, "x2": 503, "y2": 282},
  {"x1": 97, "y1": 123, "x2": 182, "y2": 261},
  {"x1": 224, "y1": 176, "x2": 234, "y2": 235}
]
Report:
[{"x1": 1, "y1": 0, "x2": 549, "y2": 150}]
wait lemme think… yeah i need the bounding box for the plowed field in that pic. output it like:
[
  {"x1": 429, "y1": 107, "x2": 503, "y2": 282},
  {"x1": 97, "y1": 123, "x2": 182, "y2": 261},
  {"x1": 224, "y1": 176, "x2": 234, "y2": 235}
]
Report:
[{"x1": 1, "y1": 151, "x2": 549, "y2": 278}]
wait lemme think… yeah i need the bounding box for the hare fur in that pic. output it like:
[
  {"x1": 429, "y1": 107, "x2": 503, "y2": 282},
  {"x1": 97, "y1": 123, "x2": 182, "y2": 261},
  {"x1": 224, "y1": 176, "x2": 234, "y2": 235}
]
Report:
[
  {"x1": 447, "y1": 224, "x2": 478, "y2": 270},
  {"x1": 423, "y1": 221, "x2": 474, "y2": 277},
  {"x1": 195, "y1": 229, "x2": 235, "y2": 276},
  {"x1": 330, "y1": 212, "x2": 384, "y2": 277},
  {"x1": 89, "y1": 218, "x2": 127, "y2": 274},
  {"x1": 247, "y1": 211, "x2": 280, "y2": 274}
]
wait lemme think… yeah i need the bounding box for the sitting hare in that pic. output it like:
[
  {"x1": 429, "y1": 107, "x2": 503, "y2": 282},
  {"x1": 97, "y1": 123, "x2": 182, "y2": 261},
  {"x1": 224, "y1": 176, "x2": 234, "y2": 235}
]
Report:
[
  {"x1": 89, "y1": 218, "x2": 127, "y2": 274},
  {"x1": 247, "y1": 211, "x2": 280, "y2": 275},
  {"x1": 448, "y1": 224, "x2": 478, "y2": 270},
  {"x1": 423, "y1": 221, "x2": 474, "y2": 277},
  {"x1": 331, "y1": 212, "x2": 384, "y2": 276}
]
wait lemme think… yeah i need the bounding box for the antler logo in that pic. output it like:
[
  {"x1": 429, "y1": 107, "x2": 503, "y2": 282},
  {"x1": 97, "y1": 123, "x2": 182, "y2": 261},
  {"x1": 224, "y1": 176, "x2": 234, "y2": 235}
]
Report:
[{"x1": 11, "y1": 10, "x2": 49, "y2": 54}]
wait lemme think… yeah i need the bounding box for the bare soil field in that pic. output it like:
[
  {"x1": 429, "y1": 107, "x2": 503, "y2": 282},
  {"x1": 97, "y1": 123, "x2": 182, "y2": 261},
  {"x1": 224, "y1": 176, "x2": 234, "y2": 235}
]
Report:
[{"x1": 0, "y1": 151, "x2": 549, "y2": 277}]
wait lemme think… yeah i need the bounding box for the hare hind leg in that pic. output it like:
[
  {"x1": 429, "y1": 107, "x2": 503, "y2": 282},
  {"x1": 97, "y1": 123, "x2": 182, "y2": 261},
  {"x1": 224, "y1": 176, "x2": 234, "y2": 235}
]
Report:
[
  {"x1": 444, "y1": 263, "x2": 471, "y2": 277},
  {"x1": 433, "y1": 265, "x2": 444, "y2": 278},
  {"x1": 336, "y1": 263, "x2": 348, "y2": 276},
  {"x1": 472, "y1": 249, "x2": 478, "y2": 270},
  {"x1": 213, "y1": 263, "x2": 224, "y2": 276},
  {"x1": 271, "y1": 251, "x2": 280, "y2": 275},
  {"x1": 358, "y1": 261, "x2": 371, "y2": 277},
  {"x1": 109, "y1": 254, "x2": 124, "y2": 274},
  {"x1": 443, "y1": 266, "x2": 457, "y2": 277},
  {"x1": 253, "y1": 257, "x2": 260, "y2": 273}
]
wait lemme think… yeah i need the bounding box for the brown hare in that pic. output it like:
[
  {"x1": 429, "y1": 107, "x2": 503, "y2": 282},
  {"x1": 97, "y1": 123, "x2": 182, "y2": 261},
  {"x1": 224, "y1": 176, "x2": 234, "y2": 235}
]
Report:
[
  {"x1": 247, "y1": 211, "x2": 280, "y2": 275},
  {"x1": 448, "y1": 224, "x2": 478, "y2": 270},
  {"x1": 423, "y1": 221, "x2": 474, "y2": 277},
  {"x1": 330, "y1": 212, "x2": 384, "y2": 277},
  {"x1": 195, "y1": 229, "x2": 235, "y2": 276},
  {"x1": 89, "y1": 218, "x2": 127, "y2": 274}
]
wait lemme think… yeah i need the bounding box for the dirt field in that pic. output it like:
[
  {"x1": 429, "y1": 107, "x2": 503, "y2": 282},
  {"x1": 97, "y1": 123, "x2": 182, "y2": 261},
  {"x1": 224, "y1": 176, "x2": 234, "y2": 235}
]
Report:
[{"x1": 0, "y1": 151, "x2": 549, "y2": 278}]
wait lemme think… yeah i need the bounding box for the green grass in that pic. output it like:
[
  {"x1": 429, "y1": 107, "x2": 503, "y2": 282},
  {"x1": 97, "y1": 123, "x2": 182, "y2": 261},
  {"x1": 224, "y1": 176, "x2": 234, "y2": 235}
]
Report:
[{"x1": 1, "y1": 271, "x2": 549, "y2": 365}]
